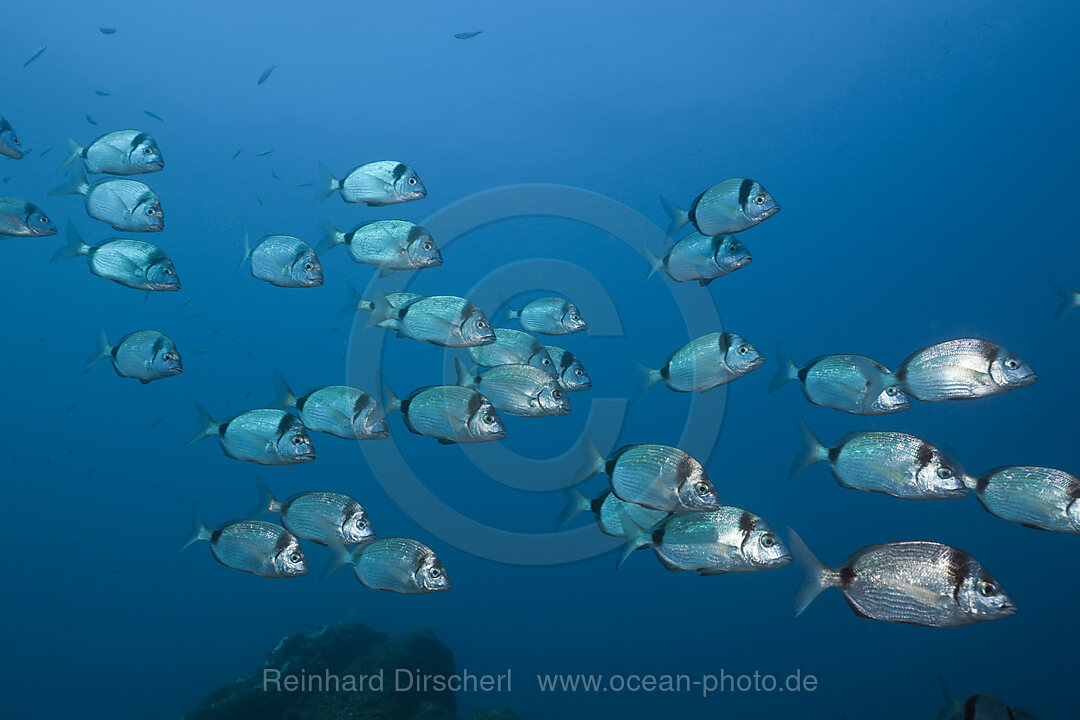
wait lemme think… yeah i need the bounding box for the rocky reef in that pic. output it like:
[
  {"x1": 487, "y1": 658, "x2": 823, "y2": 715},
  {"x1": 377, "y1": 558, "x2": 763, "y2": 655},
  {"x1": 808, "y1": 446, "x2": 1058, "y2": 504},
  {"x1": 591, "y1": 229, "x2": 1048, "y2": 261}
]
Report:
[{"x1": 181, "y1": 623, "x2": 520, "y2": 720}]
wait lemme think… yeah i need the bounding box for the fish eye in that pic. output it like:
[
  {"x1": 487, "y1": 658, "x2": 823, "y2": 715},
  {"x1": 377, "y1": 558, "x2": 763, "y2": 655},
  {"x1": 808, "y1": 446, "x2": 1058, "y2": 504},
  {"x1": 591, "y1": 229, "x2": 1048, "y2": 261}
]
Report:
[
  {"x1": 761, "y1": 533, "x2": 775, "y2": 548},
  {"x1": 1004, "y1": 358, "x2": 1019, "y2": 369},
  {"x1": 937, "y1": 467, "x2": 953, "y2": 479},
  {"x1": 291, "y1": 435, "x2": 304, "y2": 446},
  {"x1": 289, "y1": 552, "x2": 301, "y2": 563},
  {"x1": 754, "y1": 194, "x2": 766, "y2": 204},
  {"x1": 356, "y1": 520, "x2": 367, "y2": 529},
  {"x1": 542, "y1": 358, "x2": 552, "y2": 366},
  {"x1": 163, "y1": 267, "x2": 173, "y2": 275},
  {"x1": 886, "y1": 386, "x2": 899, "y2": 396},
  {"x1": 39, "y1": 216, "x2": 50, "y2": 224},
  {"x1": 429, "y1": 567, "x2": 441, "y2": 578},
  {"x1": 143, "y1": 147, "x2": 153, "y2": 155},
  {"x1": 476, "y1": 320, "x2": 488, "y2": 329},
  {"x1": 552, "y1": 389, "x2": 562, "y2": 399},
  {"x1": 694, "y1": 481, "x2": 710, "y2": 496},
  {"x1": 423, "y1": 242, "x2": 434, "y2": 251},
  {"x1": 483, "y1": 411, "x2": 495, "y2": 424},
  {"x1": 408, "y1": 177, "x2": 418, "y2": 185},
  {"x1": 978, "y1": 580, "x2": 997, "y2": 597},
  {"x1": 574, "y1": 369, "x2": 584, "y2": 376},
  {"x1": 738, "y1": 346, "x2": 749, "y2": 354},
  {"x1": 304, "y1": 262, "x2": 313, "y2": 271}
]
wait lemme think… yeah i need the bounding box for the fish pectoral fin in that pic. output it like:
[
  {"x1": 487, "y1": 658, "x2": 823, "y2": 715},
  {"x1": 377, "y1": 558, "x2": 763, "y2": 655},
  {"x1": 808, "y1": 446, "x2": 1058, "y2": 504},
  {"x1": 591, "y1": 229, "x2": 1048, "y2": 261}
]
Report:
[
  {"x1": 375, "y1": 319, "x2": 401, "y2": 330},
  {"x1": 893, "y1": 579, "x2": 951, "y2": 609},
  {"x1": 437, "y1": 437, "x2": 457, "y2": 445},
  {"x1": 230, "y1": 428, "x2": 274, "y2": 456}
]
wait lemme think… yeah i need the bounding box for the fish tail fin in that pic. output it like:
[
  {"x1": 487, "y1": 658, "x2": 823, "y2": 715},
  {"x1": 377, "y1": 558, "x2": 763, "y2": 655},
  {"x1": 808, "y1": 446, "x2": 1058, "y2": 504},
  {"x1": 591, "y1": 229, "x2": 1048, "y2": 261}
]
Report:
[
  {"x1": 574, "y1": 432, "x2": 607, "y2": 484},
  {"x1": 51, "y1": 221, "x2": 90, "y2": 263},
  {"x1": 186, "y1": 402, "x2": 221, "y2": 445},
  {"x1": 453, "y1": 358, "x2": 474, "y2": 387},
  {"x1": 246, "y1": 476, "x2": 283, "y2": 518},
  {"x1": 339, "y1": 282, "x2": 373, "y2": 317},
  {"x1": 179, "y1": 505, "x2": 213, "y2": 551},
  {"x1": 317, "y1": 221, "x2": 345, "y2": 255},
  {"x1": 556, "y1": 482, "x2": 591, "y2": 529},
  {"x1": 789, "y1": 528, "x2": 838, "y2": 617},
  {"x1": 790, "y1": 416, "x2": 828, "y2": 478},
  {"x1": 49, "y1": 163, "x2": 89, "y2": 197},
  {"x1": 936, "y1": 677, "x2": 963, "y2": 720},
  {"x1": 641, "y1": 244, "x2": 664, "y2": 278},
  {"x1": 238, "y1": 230, "x2": 253, "y2": 273},
  {"x1": 57, "y1": 137, "x2": 84, "y2": 174},
  {"x1": 505, "y1": 307, "x2": 520, "y2": 321},
  {"x1": 768, "y1": 344, "x2": 799, "y2": 393},
  {"x1": 615, "y1": 508, "x2": 651, "y2": 570},
  {"x1": 660, "y1": 195, "x2": 688, "y2": 241},
  {"x1": 272, "y1": 368, "x2": 299, "y2": 409},
  {"x1": 632, "y1": 361, "x2": 663, "y2": 400},
  {"x1": 379, "y1": 373, "x2": 402, "y2": 415},
  {"x1": 1051, "y1": 280, "x2": 1080, "y2": 321},
  {"x1": 321, "y1": 530, "x2": 356, "y2": 579},
  {"x1": 83, "y1": 329, "x2": 112, "y2": 373},
  {"x1": 364, "y1": 285, "x2": 389, "y2": 329},
  {"x1": 313, "y1": 162, "x2": 339, "y2": 205}
]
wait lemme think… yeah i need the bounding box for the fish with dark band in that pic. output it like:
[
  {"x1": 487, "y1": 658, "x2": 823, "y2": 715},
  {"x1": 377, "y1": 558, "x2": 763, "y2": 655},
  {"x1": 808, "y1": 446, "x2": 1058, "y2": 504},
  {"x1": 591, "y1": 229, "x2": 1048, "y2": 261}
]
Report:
[
  {"x1": 661, "y1": 178, "x2": 779, "y2": 239},
  {"x1": 273, "y1": 370, "x2": 388, "y2": 440},
  {"x1": 790, "y1": 530, "x2": 1016, "y2": 627},
  {"x1": 315, "y1": 161, "x2": 426, "y2": 206},
  {"x1": 382, "y1": 380, "x2": 506, "y2": 444},
  {"x1": 52, "y1": 221, "x2": 179, "y2": 290},
  {"x1": 60, "y1": 130, "x2": 164, "y2": 175},
  {"x1": 181, "y1": 507, "x2": 308, "y2": 578},
  {"x1": 506, "y1": 297, "x2": 587, "y2": 335},
  {"x1": 895, "y1": 338, "x2": 1036, "y2": 401},
  {"x1": 545, "y1": 345, "x2": 591, "y2": 390},
  {"x1": 188, "y1": 404, "x2": 316, "y2": 465},
  {"x1": 454, "y1": 359, "x2": 571, "y2": 417},
  {"x1": 50, "y1": 165, "x2": 163, "y2": 231},
  {"x1": 558, "y1": 486, "x2": 668, "y2": 536},
  {"x1": 325, "y1": 538, "x2": 450, "y2": 594},
  {"x1": 257, "y1": 65, "x2": 276, "y2": 85},
  {"x1": 248, "y1": 478, "x2": 375, "y2": 545},
  {"x1": 239, "y1": 232, "x2": 322, "y2": 287},
  {"x1": 0, "y1": 115, "x2": 26, "y2": 159},
  {"x1": 771, "y1": 346, "x2": 910, "y2": 415},
  {"x1": 468, "y1": 328, "x2": 558, "y2": 375},
  {"x1": 638, "y1": 332, "x2": 763, "y2": 396},
  {"x1": 85, "y1": 329, "x2": 181, "y2": 383},
  {"x1": 319, "y1": 220, "x2": 442, "y2": 274},
  {"x1": 644, "y1": 233, "x2": 752, "y2": 285},
  {"x1": 372, "y1": 293, "x2": 495, "y2": 347},
  {"x1": 972, "y1": 466, "x2": 1080, "y2": 533},
  {"x1": 0, "y1": 197, "x2": 56, "y2": 238}
]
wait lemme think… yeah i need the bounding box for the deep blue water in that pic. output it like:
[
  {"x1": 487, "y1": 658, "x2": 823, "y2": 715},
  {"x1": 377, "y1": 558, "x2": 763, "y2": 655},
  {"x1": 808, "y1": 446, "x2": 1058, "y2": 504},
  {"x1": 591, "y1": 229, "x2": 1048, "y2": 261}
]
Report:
[{"x1": 2, "y1": 1, "x2": 1077, "y2": 718}]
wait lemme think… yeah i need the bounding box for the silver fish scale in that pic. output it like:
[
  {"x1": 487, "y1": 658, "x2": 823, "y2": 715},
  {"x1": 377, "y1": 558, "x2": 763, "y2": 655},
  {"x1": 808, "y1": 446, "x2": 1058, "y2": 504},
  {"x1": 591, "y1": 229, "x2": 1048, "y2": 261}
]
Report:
[
  {"x1": 663, "y1": 333, "x2": 737, "y2": 391},
  {"x1": 610, "y1": 445, "x2": 700, "y2": 511},
  {"x1": 516, "y1": 298, "x2": 572, "y2": 333},
  {"x1": 299, "y1": 386, "x2": 369, "y2": 437},
  {"x1": 220, "y1": 409, "x2": 294, "y2": 462},
  {"x1": 112, "y1": 330, "x2": 171, "y2": 378},
  {"x1": 211, "y1": 520, "x2": 295, "y2": 576},
  {"x1": 472, "y1": 364, "x2": 560, "y2": 416},
  {"x1": 89, "y1": 240, "x2": 162, "y2": 281},
  {"x1": 977, "y1": 466, "x2": 1080, "y2": 532},
  {"x1": 353, "y1": 538, "x2": 431, "y2": 591},
  {"x1": 396, "y1": 296, "x2": 472, "y2": 345},
  {"x1": 802, "y1": 355, "x2": 890, "y2": 411},
  {"x1": 470, "y1": 328, "x2": 547, "y2": 367},
  {"x1": 832, "y1": 431, "x2": 935, "y2": 497},
  {"x1": 597, "y1": 493, "x2": 668, "y2": 537},
  {"x1": 402, "y1": 386, "x2": 480, "y2": 438},
  {"x1": 346, "y1": 220, "x2": 416, "y2": 264},
  {"x1": 897, "y1": 339, "x2": 1002, "y2": 400},
  {"x1": 281, "y1": 492, "x2": 358, "y2": 543},
  {"x1": 251, "y1": 235, "x2": 314, "y2": 283},
  {"x1": 652, "y1": 508, "x2": 753, "y2": 572}
]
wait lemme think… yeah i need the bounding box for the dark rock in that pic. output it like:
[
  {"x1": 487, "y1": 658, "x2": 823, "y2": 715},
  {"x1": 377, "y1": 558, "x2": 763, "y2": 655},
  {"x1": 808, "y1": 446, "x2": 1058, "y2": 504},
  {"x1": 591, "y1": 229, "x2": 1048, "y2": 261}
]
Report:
[{"x1": 472, "y1": 708, "x2": 522, "y2": 720}]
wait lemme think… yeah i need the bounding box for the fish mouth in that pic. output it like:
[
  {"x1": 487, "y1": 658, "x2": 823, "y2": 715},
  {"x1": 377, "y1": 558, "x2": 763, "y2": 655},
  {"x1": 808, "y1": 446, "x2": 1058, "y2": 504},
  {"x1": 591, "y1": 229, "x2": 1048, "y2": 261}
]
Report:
[
  {"x1": 1012, "y1": 371, "x2": 1037, "y2": 387},
  {"x1": 761, "y1": 205, "x2": 780, "y2": 219}
]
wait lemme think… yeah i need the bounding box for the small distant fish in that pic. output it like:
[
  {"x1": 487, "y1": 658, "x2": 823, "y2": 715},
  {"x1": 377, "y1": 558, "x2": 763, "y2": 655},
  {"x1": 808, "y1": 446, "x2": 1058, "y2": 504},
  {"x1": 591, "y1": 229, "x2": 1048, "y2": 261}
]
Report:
[
  {"x1": 319, "y1": 220, "x2": 442, "y2": 275},
  {"x1": 506, "y1": 297, "x2": 587, "y2": 335},
  {"x1": 52, "y1": 221, "x2": 180, "y2": 291},
  {"x1": 65, "y1": 403, "x2": 77, "y2": 413},
  {"x1": 661, "y1": 178, "x2": 780, "y2": 239},
  {"x1": 50, "y1": 165, "x2": 164, "y2": 232},
  {"x1": 239, "y1": 232, "x2": 322, "y2": 288},
  {"x1": 99, "y1": 27, "x2": 117, "y2": 35},
  {"x1": 576, "y1": 436, "x2": 720, "y2": 513},
  {"x1": 256, "y1": 197, "x2": 263, "y2": 206},
  {"x1": 325, "y1": 537, "x2": 450, "y2": 593},
  {"x1": 895, "y1": 339, "x2": 1036, "y2": 401},
  {"x1": 973, "y1": 466, "x2": 1080, "y2": 533},
  {"x1": 545, "y1": 345, "x2": 591, "y2": 391},
  {"x1": 790, "y1": 530, "x2": 1016, "y2": 627},
  {"x1": 273, "y1": 370, "x2": 387, "y2": 440},
  {"x1": 150, "y1": 413, "x2": 167, "y2": 428},
  {"x1": 95, "y1": 90, "x2": 111, "y2": 97},
  {"x1": 0, "y1": 115, "x2": 26, "y2": 159},
  {"x1": 638, "y1": 332, "x2": 763, "y2": 396},
  {"x1": 0, "y1": 196, "x2": 57, "y2": 239},
  {"x1": 770, "y1": 346, "x2": 910, "y2": 415},
  {"x1": 86, "y1": 115, "x2": 98, "y2": 126},
  {"x1": 643, "y1": 233, "x2": 752, "y2": 286},
  {"x1": 790, "y1": 418, "x2": 969, "y2": 500},
  {"x1": 257, "y1": 65, "x2": 277, "y2": 85},
  {"x1": 315, "y1": 161, "x2": 426, "y2": 206},
  {"x1": 382, "y1": 381, "x2": 506, "y2": 444},
  {"x1": 270, "y1": 170, "x2": 281, "y2": 180},
  {"x1": 187, "y1": 403, "x2": 316, "y2": 465},
  {"x1": 454, "y1": 359, "x2": 571, "y2": 417},
  {"x1": 190, "y1": 347, "x2": 208, "y2": 354},
  {"x1": 558, "y1": 486, "x2": 668, "y2": 536},
  {"x1": 143, "y1": 110, "x2": 164, "y2": 121},
  {"x1": 618, "y1": 507, "x2": 791, "y2": 574},
  {"x1": 181, "y1": 507, "x2": 308, "y2": 578},
  {"x1": 255, "y1": 149, "x2": 273, "y2": 157},
  {"x1": 248, "y1": 478, "x2": 375, "y2": 545},
  {"x1": 39, "y1": 147, "x2": 53, "y2": 158},
  {"x1": 296, "y1": 182, "x2": 312, "y2": 187},
  {"x1": 231, "y1": 148, "x2": 242, "y2": 161},
  {"x1": 84, "y1": 329, "x2": 182, "y2": 383},
  {"x1": 24, "y1": 46, "x2": 46, "y2": 68},
  {"x1": 469, "y1": 328, "x2": 557, "y2": 375},
  {"x1": 372, "y1": 293, "x2": 495, "y2": 347},
  {"x1": 454, "y1": 31, "x2": 482, "y2": 39},
  {"x1": 60, "y1": 130, "x2": 164, "y2": 175}
]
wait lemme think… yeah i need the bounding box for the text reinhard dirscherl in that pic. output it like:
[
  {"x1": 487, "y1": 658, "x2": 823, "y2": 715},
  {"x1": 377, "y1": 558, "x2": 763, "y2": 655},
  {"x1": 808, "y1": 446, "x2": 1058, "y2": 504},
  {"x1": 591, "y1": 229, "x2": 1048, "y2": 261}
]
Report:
[{"x1": 262, "y1": 668, "x2": 819, "y2": 698}]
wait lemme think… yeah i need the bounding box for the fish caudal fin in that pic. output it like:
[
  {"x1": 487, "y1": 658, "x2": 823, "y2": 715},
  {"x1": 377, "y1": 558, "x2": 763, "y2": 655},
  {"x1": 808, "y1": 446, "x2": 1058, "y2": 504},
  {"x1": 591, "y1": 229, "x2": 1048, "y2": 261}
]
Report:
[
  {"x1": 364, "y1": 285, "x2": 390, "y2": 329},
  {"x1": 789, "y1": 528, "x2": 838, "y2": 617},
  {"x1": 313, "y1": 162, "x2": 340, "y2": 205},
  {"x1": 1051, "y1": 281, "x2": 1080, "y2": 321},
  {"x1": 615, "y1": 507, "x2": 651, "y2": 570},
  {"x1": 83, "y1": 329, "x2": 112, "y2": 373},
  {"x1": 768, "y1": 344, "x2": 799, "y2": 393},
  {"x1": 51, "y1": 221, "x2": 90, "y2": 263},
  {"x1": 317, "y1": 221, "x2": 345, "y2": 255},
  {"x1": 245, "y1": 476, "x2": 281, "y2": 518},
  {"x1": 936, "y1": 678, "x2": 963, "y2": 720},
  {"x1": 641, "y1": 245, "x2": 664, "y2": 279},
  {"x1": 272, "y1": 368, "x2": 299, "y2": 409},
  {"x1": 660, "y1": 195, "x2": 688, "y2": 242},
  {"x1": 632, "y1": 361, "x2": 664, "y2": 400},
  {"x1": 238, "y1": 230, "x2": 253, "y2": 273},
  {"x1": 56, "y1": 137, "x2": 83, "y2": 174},
  {"x1": 505, "y1": 307, "x2": 520, "y2": 321},
  {"x1": 379, "y1": 373, "x2": 402, "y2": 415},
  {"x1": 180, "y1": 505, "x2": 213, "y2": 551},
  {"x1": 790, "y1": 416, "x2": 828, "y2": 478},
  {"x1": 556, "y1": 483, "x2": 591, "y2": 529},
  {"x1": 321, "y1": 528, "x2": 356, "y2": 579},
  {"x1": 339, "y1": 282, "x2": 372, "y2": 317},
  {"x1": 573, "y1": 432, "x2": 607, "y2": 484},
  {"x1": 49, "y1": 162, "x2": 89, "y2": 197},
  {"x1": 187, "y1": 402, "x2": 222, "y2": 445},
  {"x1": 453, "y1": 358, "x2": 475, "y2": 387}
]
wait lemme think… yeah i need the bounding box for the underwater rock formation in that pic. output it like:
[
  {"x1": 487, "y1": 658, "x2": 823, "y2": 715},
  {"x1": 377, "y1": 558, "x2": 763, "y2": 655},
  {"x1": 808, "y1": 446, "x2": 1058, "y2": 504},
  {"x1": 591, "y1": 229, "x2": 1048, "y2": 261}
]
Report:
[{"x1": 181, "y1": 622, "x2": 518, "y2": 720}]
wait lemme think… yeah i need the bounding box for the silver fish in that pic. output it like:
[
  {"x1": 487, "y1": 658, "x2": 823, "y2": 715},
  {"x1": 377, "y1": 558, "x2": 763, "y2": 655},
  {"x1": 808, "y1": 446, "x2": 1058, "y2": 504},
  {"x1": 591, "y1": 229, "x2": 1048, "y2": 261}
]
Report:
[
  {"x1": 375, "y1": 294, "x2": 495, "y2": 347},
  {"x1": 1052, "y1": 281, "x2": 1080, "y2": 321},
  {"x1": 506, "y1": 297, "x2": 588, "y2": 335},
  {"x1": 343, "y1": 284, "x2": 423, "y2": 320},
  {"x1": 181, "y1": 508, "x2": 308, "y2": 578},
  {"x1": 468, "y1": 328, "x2": 558, "y2": 375},
  {"x1": 790, "y1": 530, "x2": 1016, "y2": 627},
  {"x1": 187, "y1": 404, "x2": 316, "y2": 465},
  {"x1": 50, "y1": 164, "x2": 163, "y2": 232},
  {"x1": 257, "y1": 65, "x2": 276, "y2": 85},
  {"x1": 84, "y1": 329, "x2": 181, "y2": 383},
  {"x1": 454, "y1": 359, "x2": 571, "y2": 417},
  {"x1": 24, "y1": 46, "x2": 46, "y2": 68},
  {"x1": 790, "y1": 418, "x2": 968, "y2": 500},
  {"x1": 319, "y1": 220, "x2": 441, "y2": 275},
  {"x1": 273, "y1": 370, "x2": 388, "y2": 440},
  {"x1": 895, "y1": 339, "x2": 1036, "y2": 401},
  {"x1": 59, "y1": 130, "x2": 164, "y2": 175},
  {"x1": 576, "y1": 436, "x2": 720, "y2": 512},
  {"x1": 315, "y1": 161, "x2": 426, "y2": 206},
  {"x1": 973, "y1": 466, "x2": 1080, "y2": 533},
  {"x1": 327, "y1": 537, "x2": 449, "y2": 594},
  {"x1": 618, "y1": 507, "x2": 791, "y2": 574},
  {"x1": 248, "y1": 478, "x2": 375, "y2": 546},
  {"x1": 770, "y1": 346, "x2": 910, "y2": 415},
  {"x1": 455, "y1": 31, "x2": 482, "y2": 39},
  {"x1": 545, "y1": 345, "x2": 591, "y2": 391},
  {"x1": 52, "y1": 221, "x2": 179, "y2": 290},
  {"x1": 0, "y1": 115, "x2": 25, "y2": 159},
  {"x1": 661, "y1": 178, "x2": 779, "y2": 239},
  {"x1": 557, "y1": 486, "x2": 668, "y2": 537},
  {"x1": 638, "y1": 332, "x2": 764, "y2": 396},
  {"x1": 382, "y1": 381, "x2": 506, "y2": 444},
  {"x1": 239, "y1": 232, "x2": 322, "y2": 287},
  {"x1": 0, "y1": 196, "x2": 56, "y2": 238},
  {"x1": 644, "y1": 233, "x2": 752, "y2": 285}
]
